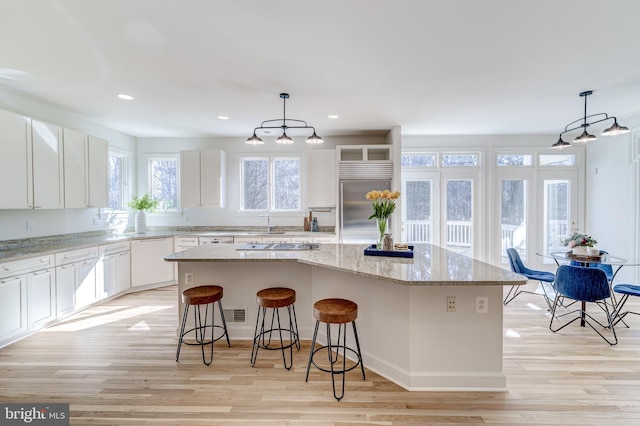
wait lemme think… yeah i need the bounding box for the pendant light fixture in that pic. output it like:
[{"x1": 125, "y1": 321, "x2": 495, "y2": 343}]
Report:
[
  {"x1": 246, "y1": 93, "x2": 324, "y2": 145},
  {"x1": 551, "y1": 90, "x2": 630, "y2": 149}
]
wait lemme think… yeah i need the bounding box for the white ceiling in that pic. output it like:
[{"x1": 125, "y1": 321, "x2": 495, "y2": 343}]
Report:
[{"x1": 2, "y1": 0, "x2": 640, "y2": 140}]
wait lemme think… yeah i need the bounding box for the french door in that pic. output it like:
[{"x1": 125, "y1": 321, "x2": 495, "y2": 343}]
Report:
[{"x1": 402, "y1": 170, "x2": 479, "y2": 257}]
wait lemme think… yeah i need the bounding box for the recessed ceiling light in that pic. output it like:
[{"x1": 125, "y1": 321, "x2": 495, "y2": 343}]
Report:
[
  {"x1": 117, "y1": 94, "x2": 134, "y2": 100},
  {"x1": 217, "y1": 115, "x2": 229, "y2": 120},
  {"x1": 328, "y1": 114, "x2": 339, "y2": 119}
]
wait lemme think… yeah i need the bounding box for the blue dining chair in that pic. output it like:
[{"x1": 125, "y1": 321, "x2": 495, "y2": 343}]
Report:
[
  {"x1": 505, "y1": 248, "x2": 556, "y2": 308},
  {"x1": 612, "y1": 284, "x2": 640, "y2": 326},
  {"x1": 549, "y1": 265, "x2": 618, "y2": 345}
]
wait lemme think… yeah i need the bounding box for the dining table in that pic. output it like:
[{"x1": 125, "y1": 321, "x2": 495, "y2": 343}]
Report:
[{"x1": 536, "y1": 249, "x2": 640, "y2": 326}]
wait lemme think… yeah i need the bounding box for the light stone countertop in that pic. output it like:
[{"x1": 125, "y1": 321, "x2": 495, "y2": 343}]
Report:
[
  {"x1": 164, "y1": 243, "x2": 526, "y2": 287},
  {"x1": 0, "y1": 230, "x2": 335, "y2": 263}
]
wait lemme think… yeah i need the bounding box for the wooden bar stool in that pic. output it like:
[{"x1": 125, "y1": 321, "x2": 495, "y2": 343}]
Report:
[
  {"x1": 305, "y1": 298, "x2": 365, "y2": 401},
  {"x1": 250, "y1": 287, "x2": 300, "y2": 370},
  {"x1": 176, "y1": 285, "x2": 230, "y2": 365}
]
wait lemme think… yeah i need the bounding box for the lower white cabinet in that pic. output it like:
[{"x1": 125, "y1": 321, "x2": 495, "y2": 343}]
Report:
[
  {"x1": 27, "y1": 268, "x2": 56, "y2": 330},
  {"x1": 131, "y1": 238, "x2": 175, "y2": 287},
  {"x1": 0, "y1": 255, "x2": 54, "y2": 344},
  {"x1": 0, "y1": 275, "x2": 27, "y2": 343},
  {"x1": 98, "y1": 242, "x2": 130, "y2": 298},
  {"x1": 55, "y1": 247, "x2": 99, "y2": 315}
]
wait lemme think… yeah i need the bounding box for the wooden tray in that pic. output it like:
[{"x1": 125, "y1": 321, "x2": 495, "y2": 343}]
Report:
[
  {"x1": 566, "y1": 251, "x2": 602, "y2": 262},
  {"x1": 364, "y1": 244, "x2": 414, "y2": 258}
]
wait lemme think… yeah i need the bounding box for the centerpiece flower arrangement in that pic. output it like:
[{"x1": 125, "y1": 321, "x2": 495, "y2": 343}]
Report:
[
  {"x1": 366, "y1": 189, "x2": 401, "y2": 249},
  {"x1": 564, "y1": 231, "x2": 598, "y2": 256}
]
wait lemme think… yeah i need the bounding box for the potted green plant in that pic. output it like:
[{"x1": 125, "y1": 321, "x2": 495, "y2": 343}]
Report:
[
  {"x1": 127, "y1": 194, "x2": 159, "y2": 234},
  {"x1": 563, "y1": 231, "x2": 598, "y2": 256}
]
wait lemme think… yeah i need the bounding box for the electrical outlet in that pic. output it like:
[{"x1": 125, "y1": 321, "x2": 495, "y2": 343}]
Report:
[
  {"x1": 447, "y1": 296, "x2": 456, "y2": 312},
  {"x1": 476, "y1": 296, "x2": 488, "y2": 314},
  {"x1": 26, "y1": 220, "x2": 33, "y2": 231},
  {"x1": 185, "y1": 273, "x2": 194, "y2": 285}
]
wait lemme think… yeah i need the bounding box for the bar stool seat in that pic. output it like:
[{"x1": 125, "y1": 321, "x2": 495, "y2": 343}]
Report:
[
  {"x1": 251, "y1": 287, "x2": 300, "y2": 370},
  {"x1": 305, "y1": 298, "x2": 365, "y2": 401},
  {"x1": 176, "y1": 285, "x2": 230, "y2": 366}
]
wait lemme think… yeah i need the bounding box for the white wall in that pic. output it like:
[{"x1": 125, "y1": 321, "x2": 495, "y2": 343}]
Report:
[
  {"x1": 0, "y1": 90, "x2": 136, "y2": 241},
  {"x1": 135, "y1": 135, "x2": 387, "y2": 230},
  {"x1": 586, "y1": 122, "x2": 640, "y2": 284}
]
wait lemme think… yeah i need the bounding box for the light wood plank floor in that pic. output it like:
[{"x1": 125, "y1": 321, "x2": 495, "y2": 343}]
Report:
[{"x1": 2, "y1": 283, "x2": 640, "y2": 425}]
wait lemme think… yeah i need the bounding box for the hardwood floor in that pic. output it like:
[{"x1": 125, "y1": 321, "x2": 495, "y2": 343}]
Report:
[{"x1": 2, "y1": 283, "x2": 640, "y2": 425}]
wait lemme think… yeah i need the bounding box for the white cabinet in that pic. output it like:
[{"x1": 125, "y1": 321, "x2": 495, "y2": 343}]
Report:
[
  {"x1": 0, "y1": 275, "x2": 27, "y2": 344},
  {"x1": 306, "y1": 149, "x2": 337, "y2": 208},
  {"x1": 0, "y1": 111, "x2": 64, "y2": 210},
  {"x1": 180, "y1": 150, "x2": 226, "y2": 208},
  {"x1": 26, "y1": 268, "x2": 56, "y2": 330},
  {"x1": 262, "y1": 236, "x2": 291, "y2": 243},
  {"x1": 55, "y1": 247, "x2": 99, "y2": 314},
  {"x1": 0, "y1": 255, "x2": 54, "y2": 343},
  {"x1": 312, "y1": 236, "x2": 338, "y2": 243},
  {"x1": 131, "y1": 238, "x2": 175, "y2": 287},
  {"x1": 98, "y1": 242, "x2": 131, "y2": 299},
  {"x1": 0, "y1": 109, "x2": 31, "y2": 209},
  {"x1": 63, "y1": 129, "x2": 108, "y2": 208},
  {"x1": 234, "y1": 236, "x2": 263, "y2": 244},
  {"x1": 32, "y1": 120, "x2": 64, "y2": 209}
]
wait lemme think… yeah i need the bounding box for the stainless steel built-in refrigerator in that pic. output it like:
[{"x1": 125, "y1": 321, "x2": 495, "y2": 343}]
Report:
[{"x1": 339, "y1": 179, "x2": 392, "y2": 244}]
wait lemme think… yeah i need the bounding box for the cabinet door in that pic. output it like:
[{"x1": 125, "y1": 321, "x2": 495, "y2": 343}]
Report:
[
  {"x1": 76, "y1": 259, "x2": 98, "y2": 309},
  {"x1": 55, "y1": 264, "x2": 76, "y2": 317},
  {"x1": 63, "y1": 128, "x2": 88, "y2": 208},
  {"x1": 32, "y1": 120, "x2": 64, "y2": 209},
  {"x1": 180, "y1": 150, "x2": 201, "y2": 207},
  {"x1": 0, "y1": 275, "x2": 27, "y2": 343},
  {"x1": 262, "y1": 236, "x2": 291, "y2": 243},
  {"x1": 200, "y1": 150, "x2": 225, "y2": 207},
  {"x1": 98, "y1": 254, "x2": 117, "y2": 299},
  {"x1": 0, "y1": 109, "x2": 31, "y2": 209},
  {"x1": 116, "y1": 251, "x2": 131, "y2": 294},
  {"x1": 27, "y1": 269, "x2": 56, "y2": 330},
  {"x1": 306, "y1": 149, "x2": 336, "y2": 208},
  {"x1": 233, "y1": 236, "x2": 263, "y2": 243},
  {"x1": 131, "y1": 238, "x2": 175, "y2": 287},
  {"x1": 88, "y1": 135, "x2": 108, "y2": 208}
]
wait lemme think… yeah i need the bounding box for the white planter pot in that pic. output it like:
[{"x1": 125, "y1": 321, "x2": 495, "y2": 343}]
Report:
[
  {"x1": 572, "y1": 246, "x2": 588, "y2": 256},
  {"x1": 135, "y1": 211, "x2": 146, "y2": 234},
  {"x1": 586, "y1": 247, "x2": 600, "y2": 256}
]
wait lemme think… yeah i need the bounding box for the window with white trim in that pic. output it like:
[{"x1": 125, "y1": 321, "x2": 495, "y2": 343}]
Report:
[
  {"x1": 148, "y1": 156, "x2": 179, "y2": 212},
  {"x1": 240, "y1": 156, "x2": 301, "y2": 212},
  {"x1": 107, "y1": 150, "x2": 129, "y2": 211}
]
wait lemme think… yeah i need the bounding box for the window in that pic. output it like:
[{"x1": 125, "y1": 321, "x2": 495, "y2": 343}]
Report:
[
  {"x1": 241, "y1": 156, "x2": 301, "y2": 211},
  {"x1": 401, "y1": 154, "x2": 436, "y2": 167},
  {"x1": 148, "y1": 156, "x2": 178, "y2": 212},
  {"x1": 108, "y1": 150, "x2": 129, "y2": 211},
  {"x1": 496, "y1": 154, "x2": 533, "y2": 166},
  {"x1": 442, "y1": 154, "x2": 478, "y2": 167},
  {"x1": 539, "y1": 154, "x2": 575, "y2": 166}
]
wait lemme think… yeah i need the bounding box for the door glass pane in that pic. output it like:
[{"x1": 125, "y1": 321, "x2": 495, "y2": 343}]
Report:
[
  {"x1": 404, "y1": 180, "x2": 432, "y2": 243},
  {"x1": 401, "y1": 154, "x2": 436, "y2": 167},
  {"x1": 446, "y1": 179, "x2": 472, "y2": 255},
  {"x1": 540, "y1": 154, "x2": 575, "y2": 166},
  {"x1": 543, "y1": 179, "x2": 569, "y2": 251},
  {"x1": 496, "y1": 154, "x2": 532, "y2": 166},
  {"x1": 501, "y1": 180, "x2": 527, "y2": 262}
]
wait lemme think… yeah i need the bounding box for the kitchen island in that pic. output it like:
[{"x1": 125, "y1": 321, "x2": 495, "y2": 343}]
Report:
[{"x1": 164, "y1": 243, "x2": 526, "y2": 391}]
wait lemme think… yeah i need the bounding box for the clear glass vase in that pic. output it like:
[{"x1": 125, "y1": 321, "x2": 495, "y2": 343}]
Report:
[{"x1": 376, "y1": 217, "x2": 389, "y2": 249}]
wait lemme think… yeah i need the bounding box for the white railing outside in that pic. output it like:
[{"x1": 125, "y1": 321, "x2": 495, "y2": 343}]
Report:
[
  {"x1": 447, "y1": 220, "x2": 472, "y2": 248},
  {"x1": 405, "y1": 221, "x2": 432, "y2": 243}
]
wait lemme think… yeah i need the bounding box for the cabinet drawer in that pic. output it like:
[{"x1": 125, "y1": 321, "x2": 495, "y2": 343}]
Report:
[
  {"x1": 0, "y1": 255, "x2": 54, "y2": 279},
  {"x1": 55, "y1": 247, "x2": 98, "y2": 266},
  {"x1": 99, "y1": 241, "x2": 130, "y2": 256}
]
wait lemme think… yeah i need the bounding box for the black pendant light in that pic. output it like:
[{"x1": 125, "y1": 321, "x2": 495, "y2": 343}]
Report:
[
  {"x1": 246, "y1": 93, "x2": 324, "y2": 145},
  {"x1": 551, "y1": 90, "x2": 630, "y2": 149}
]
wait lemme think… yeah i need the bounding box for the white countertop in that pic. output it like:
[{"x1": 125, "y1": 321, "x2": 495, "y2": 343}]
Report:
[{"x1": 164, "y1": 243, "x2": 525, "y2": 287}]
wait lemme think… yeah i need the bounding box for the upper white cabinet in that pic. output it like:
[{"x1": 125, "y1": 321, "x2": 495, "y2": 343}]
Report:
[
  {"x1": 32, "y1": 120, "x2": 64, "y2": 209},
  {"x1": 305, "y1": 149, "x2": 336, "y2": 208},
  {"x1": 0, "y1": 109, "x2": 31, "y2": 209},
  {"x1": 180, "y1": 150, "x2": 226, "y2": 208},
  {"x1": 63, "y1": 129, "x2": 108, "y2": 208},
  {"x1": 0, "y1": 111, "x2": 64, "y2": 209}
]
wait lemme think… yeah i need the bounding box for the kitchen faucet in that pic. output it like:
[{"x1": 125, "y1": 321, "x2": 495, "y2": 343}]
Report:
[{"x1": 259, "y1": 214, "x2": 272, "y2": 232}]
